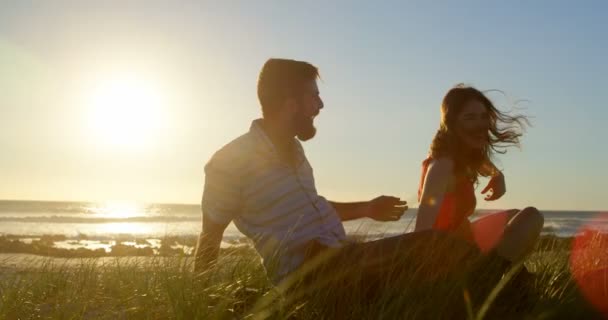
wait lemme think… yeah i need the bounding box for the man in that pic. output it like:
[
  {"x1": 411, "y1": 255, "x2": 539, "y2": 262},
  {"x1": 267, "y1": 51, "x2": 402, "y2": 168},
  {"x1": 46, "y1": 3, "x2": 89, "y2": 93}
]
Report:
[{"x1": 194, "y1": 58, "x2": 481, "y2": 293}]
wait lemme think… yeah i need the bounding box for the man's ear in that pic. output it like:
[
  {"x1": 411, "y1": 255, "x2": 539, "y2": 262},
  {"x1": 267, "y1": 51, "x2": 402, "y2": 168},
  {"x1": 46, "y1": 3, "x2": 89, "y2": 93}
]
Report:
[{"x1": 284, "y1": 97, "x2": 298, "y2": 114}]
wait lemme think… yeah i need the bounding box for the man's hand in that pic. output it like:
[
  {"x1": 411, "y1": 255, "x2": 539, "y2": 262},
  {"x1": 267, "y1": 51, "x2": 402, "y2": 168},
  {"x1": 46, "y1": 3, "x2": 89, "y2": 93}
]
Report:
[
  {"x1": 364, "y1": 195, "x2": 408, "y2": 221},
  {"x1": 481, "y1": 172, "x2": 506, "y2": 201}
]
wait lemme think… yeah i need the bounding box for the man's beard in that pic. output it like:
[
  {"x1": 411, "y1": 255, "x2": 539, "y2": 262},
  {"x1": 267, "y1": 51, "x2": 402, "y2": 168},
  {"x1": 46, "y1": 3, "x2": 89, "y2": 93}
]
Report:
[{"x1": 294, "y1": 111, "x2": 316, "y2": 141}]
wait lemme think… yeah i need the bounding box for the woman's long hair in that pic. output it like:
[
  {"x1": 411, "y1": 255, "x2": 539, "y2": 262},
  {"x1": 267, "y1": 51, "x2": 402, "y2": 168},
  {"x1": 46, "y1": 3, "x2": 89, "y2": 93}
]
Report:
[{"x1": 430, "y1": 84, "x2": 529, "y2": 182}]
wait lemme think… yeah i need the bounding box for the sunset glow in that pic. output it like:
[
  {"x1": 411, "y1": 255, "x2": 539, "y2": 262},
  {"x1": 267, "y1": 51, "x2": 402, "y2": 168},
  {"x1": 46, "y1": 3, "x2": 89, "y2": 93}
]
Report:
[
  {"x1": 89, "y1": 201, "x2": 144, "y2": 219},
  {"x1": 85, "y1": 74, "x2": 166, "y2": 149}
]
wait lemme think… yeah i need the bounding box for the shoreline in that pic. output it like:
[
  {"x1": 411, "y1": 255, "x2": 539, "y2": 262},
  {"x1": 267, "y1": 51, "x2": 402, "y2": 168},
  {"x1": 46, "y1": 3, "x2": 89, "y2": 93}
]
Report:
[{"x1": 0, "y1": 233, "x2": 575, "y2": 259}]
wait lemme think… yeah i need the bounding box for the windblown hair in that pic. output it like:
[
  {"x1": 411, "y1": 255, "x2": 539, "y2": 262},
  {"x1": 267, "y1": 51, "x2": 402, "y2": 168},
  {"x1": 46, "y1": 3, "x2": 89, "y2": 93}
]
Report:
[
  {"x1": 257, "y1": 58, "x2": 319, "y2": 117},
  {"x1": 430, "y1": 84, "x2": 529, "y2": 182}
]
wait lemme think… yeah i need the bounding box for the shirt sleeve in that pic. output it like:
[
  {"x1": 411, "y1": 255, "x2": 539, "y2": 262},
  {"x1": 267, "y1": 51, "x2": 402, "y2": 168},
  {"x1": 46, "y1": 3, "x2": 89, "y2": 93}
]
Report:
[{"x1": 201, "y1": 154, "x2": 242, "y2": 226}]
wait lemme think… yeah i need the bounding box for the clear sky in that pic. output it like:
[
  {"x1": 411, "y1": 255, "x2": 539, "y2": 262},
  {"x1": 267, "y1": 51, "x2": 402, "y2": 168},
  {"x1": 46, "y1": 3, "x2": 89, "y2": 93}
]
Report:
[{"x1": 0, "y1": 1, "x2": 606, "y2": 210}]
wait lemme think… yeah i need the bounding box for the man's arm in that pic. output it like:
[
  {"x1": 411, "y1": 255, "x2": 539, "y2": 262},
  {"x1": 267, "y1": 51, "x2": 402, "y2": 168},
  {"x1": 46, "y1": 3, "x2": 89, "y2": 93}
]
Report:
[
  {"x1": 194, "y1": 213, "x2": 228, "y2": 273},
  {"x1": 195, "y1": 148, "x2": 241, "y2": 274},
  {"x1": 329, "y1": 201, "x2": 369, "y2": 221},
  {"x1": 330, "y1": 196, "x2": 407, "y2": 222}
]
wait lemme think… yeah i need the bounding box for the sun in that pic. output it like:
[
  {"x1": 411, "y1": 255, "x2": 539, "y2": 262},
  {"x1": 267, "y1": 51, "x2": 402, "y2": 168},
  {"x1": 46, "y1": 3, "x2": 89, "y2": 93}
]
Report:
[{"x1": 85, "y1": 74, "x2": 166, "y2": 149}]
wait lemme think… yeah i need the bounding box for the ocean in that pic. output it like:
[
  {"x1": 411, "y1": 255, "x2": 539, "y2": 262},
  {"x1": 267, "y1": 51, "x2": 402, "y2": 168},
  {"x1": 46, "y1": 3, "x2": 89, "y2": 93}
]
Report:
[{"x1": 0, "y1": 200, "x2": 606, "y2": 253}]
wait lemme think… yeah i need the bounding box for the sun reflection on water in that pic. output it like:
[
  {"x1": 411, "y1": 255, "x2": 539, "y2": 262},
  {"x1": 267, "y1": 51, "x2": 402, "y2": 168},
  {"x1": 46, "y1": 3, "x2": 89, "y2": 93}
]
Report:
[
  {"x1": 82, "y1": 201, "x2": 151, "y2": 235},
  {"x1": 87, "y1": 201, "x2": 145, "y2": 219}
]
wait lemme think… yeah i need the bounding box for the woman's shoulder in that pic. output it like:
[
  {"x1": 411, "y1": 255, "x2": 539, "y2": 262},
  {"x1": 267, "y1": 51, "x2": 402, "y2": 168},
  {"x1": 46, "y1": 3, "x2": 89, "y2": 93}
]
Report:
[
  {"x1": 424, "y1": 156, "x2": 454, "y2": 172},
  {"x1": 421, "y1": 157, "x2": 455, "y2": 188},
  {"x1": 418, "y1": 156, "x2": 457, "y2": 201}
]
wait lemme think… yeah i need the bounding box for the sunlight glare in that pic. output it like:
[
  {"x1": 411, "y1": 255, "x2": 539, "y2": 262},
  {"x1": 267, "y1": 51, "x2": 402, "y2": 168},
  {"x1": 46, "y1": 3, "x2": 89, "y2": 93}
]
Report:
[
  {"x1": 570, "y1": 212, "x2": 608, "y2": 316},
  {"x1": 90, "y1": 201, "x2": 144, "y2": 219},
  {"x1": 85, "y1": 74, "x2": 166, "y2": 149}
]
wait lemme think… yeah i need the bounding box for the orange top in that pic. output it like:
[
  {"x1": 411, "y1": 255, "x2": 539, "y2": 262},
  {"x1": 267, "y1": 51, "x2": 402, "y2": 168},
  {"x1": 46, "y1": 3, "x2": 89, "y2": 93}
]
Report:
[{"x1": 417, "y1": 157, "x2": 477, "y2": 233}]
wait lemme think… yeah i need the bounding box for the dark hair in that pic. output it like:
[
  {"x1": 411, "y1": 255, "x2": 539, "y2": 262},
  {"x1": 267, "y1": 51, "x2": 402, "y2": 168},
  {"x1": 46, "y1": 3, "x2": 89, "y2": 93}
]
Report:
[
  {"x1": 430, "y1": 84, "x2": 529, "y2": 181},
  {"x1": 257, "y1": 58, "x2": 319, "y2": 116}
]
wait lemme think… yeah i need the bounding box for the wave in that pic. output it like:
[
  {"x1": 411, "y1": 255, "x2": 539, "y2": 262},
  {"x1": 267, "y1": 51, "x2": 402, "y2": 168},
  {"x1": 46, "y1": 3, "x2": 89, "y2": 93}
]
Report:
[
  {"x1": 0, "y1": 200, "x2": 200, "y2": 215},
  {"x1": 0, "y1": 215, "x2": 200, "y2": 223}
]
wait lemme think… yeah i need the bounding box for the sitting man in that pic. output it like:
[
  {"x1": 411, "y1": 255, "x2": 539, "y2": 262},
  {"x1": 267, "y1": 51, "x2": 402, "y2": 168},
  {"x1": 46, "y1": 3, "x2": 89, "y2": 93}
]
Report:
[{"x1": 194, "y1": 58, "x2": 483, "y2": 297}]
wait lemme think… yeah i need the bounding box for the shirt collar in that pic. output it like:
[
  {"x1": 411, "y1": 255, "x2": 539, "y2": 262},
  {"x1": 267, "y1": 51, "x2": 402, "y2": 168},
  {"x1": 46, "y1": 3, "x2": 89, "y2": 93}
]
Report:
[{"x1": 249, "y1": 118, "x2": 306, "y2": 166}]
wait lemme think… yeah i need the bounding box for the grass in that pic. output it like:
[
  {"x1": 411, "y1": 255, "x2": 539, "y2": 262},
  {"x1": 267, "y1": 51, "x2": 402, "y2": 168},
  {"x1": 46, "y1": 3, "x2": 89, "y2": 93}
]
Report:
[{"x1": 0, "y1": 235, "x2": 605, "y2": 319}]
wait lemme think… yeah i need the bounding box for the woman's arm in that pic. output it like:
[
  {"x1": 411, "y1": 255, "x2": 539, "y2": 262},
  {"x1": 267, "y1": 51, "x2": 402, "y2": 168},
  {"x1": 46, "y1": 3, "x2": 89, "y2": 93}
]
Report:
[
  {"x1": 415, "y1": 158, "x2": 453, "y2": 231},
  {"x1": 480, "y1": 161, "x2": 501, "y2": 177},
  {"x1": 480, "y1": 162, "x2": 506, "y2": 201}
]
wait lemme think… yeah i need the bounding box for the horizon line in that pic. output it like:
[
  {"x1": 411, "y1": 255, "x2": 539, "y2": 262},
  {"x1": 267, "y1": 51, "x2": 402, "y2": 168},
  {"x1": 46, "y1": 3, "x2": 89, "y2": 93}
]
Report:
[{"x1": 0, "y1": 198, "x2": 605, "y2": 213}]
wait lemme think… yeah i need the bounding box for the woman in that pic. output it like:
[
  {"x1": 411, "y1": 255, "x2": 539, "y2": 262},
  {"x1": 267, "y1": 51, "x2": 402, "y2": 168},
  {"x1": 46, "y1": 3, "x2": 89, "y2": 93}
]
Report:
[{"x1": 415, "y1": 84, "x2": 544, "y2": 264}]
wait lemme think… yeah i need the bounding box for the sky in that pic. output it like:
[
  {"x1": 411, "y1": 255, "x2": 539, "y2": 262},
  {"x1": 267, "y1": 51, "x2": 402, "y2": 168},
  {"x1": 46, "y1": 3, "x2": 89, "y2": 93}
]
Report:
[{"x1": 0, "y1": 1, "x2": 606, "y2": 211}]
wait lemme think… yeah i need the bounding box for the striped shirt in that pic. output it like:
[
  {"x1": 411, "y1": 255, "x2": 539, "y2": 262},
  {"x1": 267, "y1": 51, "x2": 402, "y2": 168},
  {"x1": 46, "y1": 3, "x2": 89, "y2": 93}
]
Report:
[{"x1": 202, "y1": 119, "x2": 347, "y2": 283}]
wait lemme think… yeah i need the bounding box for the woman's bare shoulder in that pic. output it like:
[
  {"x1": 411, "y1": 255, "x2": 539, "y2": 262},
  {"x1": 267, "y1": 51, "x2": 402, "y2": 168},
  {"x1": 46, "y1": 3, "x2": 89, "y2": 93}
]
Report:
[{"x1": 426, "y1": 157, "x2": 454, "y2": 173}]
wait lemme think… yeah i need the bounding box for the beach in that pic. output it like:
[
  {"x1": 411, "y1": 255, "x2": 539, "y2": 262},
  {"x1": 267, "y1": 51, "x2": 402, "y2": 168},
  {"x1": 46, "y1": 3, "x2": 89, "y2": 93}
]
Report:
[
  {"x1": 1, "y1": 234, "x2": 607, "y2": 319},
  {"x1": 1, "y1": 201, "x2": 607, "y2": 318},
  {"x1": 0, "y1": 201, "x2": 607, "y2": 318},
  {"x1": 1, "y1": 200, "x2": 606, "y2": 258}
]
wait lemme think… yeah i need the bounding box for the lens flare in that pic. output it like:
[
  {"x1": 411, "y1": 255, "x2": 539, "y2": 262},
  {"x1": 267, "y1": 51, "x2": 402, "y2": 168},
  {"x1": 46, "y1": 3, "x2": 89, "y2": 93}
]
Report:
[{"x1": 570, "y1": 212, "x2": 608, "y2": 316}]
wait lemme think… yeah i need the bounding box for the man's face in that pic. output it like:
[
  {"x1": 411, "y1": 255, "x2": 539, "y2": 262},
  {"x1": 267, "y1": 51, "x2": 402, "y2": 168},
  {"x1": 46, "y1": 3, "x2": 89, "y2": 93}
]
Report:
[{"x1": 293, "y1": 80, "x2": 324, "y2": 141}]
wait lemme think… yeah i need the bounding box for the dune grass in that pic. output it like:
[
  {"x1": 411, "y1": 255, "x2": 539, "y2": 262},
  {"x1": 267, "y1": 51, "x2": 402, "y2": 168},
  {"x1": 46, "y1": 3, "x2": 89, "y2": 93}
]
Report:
[{"x1": 0, "y1": 235, "x2": 605, "y2": 319}]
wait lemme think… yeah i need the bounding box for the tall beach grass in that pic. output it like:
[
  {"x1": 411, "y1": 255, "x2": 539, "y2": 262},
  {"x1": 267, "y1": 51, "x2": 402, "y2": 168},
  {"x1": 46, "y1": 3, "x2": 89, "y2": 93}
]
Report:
[{"x1": 0, "y1": 234, "x2": 605, "y2": 319}]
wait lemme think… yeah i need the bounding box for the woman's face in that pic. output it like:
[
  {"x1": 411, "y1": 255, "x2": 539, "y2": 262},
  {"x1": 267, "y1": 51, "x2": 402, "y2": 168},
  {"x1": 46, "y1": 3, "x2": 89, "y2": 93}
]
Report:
[{"x1": 454, "y1": 99, "x2": 490, "y2": 150}]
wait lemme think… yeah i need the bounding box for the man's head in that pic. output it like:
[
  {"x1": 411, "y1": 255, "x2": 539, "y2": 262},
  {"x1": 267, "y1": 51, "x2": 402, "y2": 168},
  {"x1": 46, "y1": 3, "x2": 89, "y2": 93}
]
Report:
[{"x1": 257, "y1": 58, "x2": 323, "y2": 141}]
